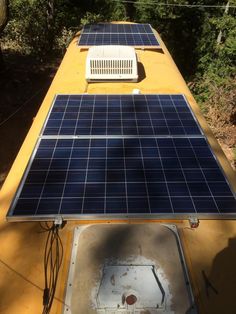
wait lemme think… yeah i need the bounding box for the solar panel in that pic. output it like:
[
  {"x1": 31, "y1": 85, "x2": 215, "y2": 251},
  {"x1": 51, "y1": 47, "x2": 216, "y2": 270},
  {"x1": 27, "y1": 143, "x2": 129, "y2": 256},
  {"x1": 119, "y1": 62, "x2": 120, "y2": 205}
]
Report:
[
  {"x1": 82, "y1": 24, "x2": 153, "y2": 34},
  {"x1": 42, "y1": 94, "x2": 202, "y2": 136},
  {"x1": 78, "y1": 33, "x2": 159, "y2": 47},
  {"x1": 8, "y1": 137, "x2": 236, "y2": 219},
  {"x1": 78, "y1": 23, "x2": 160, "y2": 47}
]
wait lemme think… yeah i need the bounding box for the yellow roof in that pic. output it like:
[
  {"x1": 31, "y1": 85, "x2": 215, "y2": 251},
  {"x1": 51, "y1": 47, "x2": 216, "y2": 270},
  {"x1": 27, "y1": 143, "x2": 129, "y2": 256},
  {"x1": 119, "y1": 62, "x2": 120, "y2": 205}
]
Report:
[{"x1": 0, "y1": 23, "x2": 235, "y2": 314}]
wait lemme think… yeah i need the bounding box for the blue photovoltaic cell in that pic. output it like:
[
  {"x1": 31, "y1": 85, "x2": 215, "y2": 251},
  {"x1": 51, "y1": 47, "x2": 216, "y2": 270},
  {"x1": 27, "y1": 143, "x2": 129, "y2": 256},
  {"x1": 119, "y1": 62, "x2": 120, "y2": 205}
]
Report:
[
  {"x1": 7, "y1": 93, "x2": 236, "y2": 220},
  {"x1": 78, "y1": 33, "x2": 159, "y2": 46},
  {"x1": 43, "y1": 94, "x2": 202, "y2": 136},
  {"x1": 78, "y1": 23, "x2": 159, "y2": 47},
  {"x1": 9, "y1": 138, "x2": 236, "y2": 218},
  {"x1": 82, "y1": 24, "x2": 153, "y2": 34}
]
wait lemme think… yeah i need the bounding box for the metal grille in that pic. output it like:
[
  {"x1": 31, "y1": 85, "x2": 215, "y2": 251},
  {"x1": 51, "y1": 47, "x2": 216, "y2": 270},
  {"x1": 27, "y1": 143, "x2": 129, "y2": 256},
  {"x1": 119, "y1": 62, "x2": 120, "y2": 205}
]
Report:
[{"x1": 89, "y1": 59, "x2": 133, "y2": 75}]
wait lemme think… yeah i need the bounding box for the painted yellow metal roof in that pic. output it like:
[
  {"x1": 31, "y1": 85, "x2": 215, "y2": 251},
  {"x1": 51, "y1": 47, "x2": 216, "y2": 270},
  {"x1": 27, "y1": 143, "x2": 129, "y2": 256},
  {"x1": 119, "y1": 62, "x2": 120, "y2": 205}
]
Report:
[{"x1": 0, "y1": 23, "x2": 235, "y2": 314}]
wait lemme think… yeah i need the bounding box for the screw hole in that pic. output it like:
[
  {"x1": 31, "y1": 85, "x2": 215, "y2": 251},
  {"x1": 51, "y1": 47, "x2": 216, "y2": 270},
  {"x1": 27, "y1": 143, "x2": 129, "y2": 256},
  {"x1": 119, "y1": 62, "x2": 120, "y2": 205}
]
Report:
[{"x1": 126, "y1": 294, "x2": 137, "y2": 305}]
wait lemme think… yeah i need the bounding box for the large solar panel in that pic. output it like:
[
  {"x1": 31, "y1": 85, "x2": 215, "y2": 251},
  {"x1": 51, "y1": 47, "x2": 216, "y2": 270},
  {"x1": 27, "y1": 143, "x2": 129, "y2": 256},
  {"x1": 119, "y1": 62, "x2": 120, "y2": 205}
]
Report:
[
  {"x1": 78, "y1": 23, "x2": 159, "y2": 47},
  {"x1": 42, "y1": 94, "x2": 202, "y2": 136},
  {"x1": 8, "y1": 137, "x2": 236, "y2": 219},
  {"x1": 7, "y1": 93, "x2": 236, "y2": 221},
  {"x1": 83, "y1": 24, "x2": 154, "y2": 34}
]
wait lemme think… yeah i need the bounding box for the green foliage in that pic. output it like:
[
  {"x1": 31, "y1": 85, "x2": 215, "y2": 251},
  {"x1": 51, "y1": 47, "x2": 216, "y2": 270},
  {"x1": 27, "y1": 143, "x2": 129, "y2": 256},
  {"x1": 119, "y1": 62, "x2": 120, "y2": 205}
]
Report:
[
  {"x1": 55, "y1": 27, "x2": 74, "y2": 52},
  {"x1": 1, "y1": 0, "x2": 235, "y2": 163},
  {"x1": 193, "y1": 3, "x2": 236, "y2": 102},
  {"x1": 80, "y1": 12, "x2": 103, "y2": 25},
  {"x1": 135, "y1": 0, "x2": 187, "y2": 22},
  {"x1": 3, "y1": 0, "x2": 54, "y2": 56},
  {"x1": 80, "y1": 1, "x2": 127, "y2": 23},
  {"x1": 2, "y1": 0, "x2": 128, "y2": 57},
  {"x1": 2, "y1": 0, "x2": 236, "y2": 95},
  {"x1": 135, "y1": 0, "x2": 208, "y2": 77}
]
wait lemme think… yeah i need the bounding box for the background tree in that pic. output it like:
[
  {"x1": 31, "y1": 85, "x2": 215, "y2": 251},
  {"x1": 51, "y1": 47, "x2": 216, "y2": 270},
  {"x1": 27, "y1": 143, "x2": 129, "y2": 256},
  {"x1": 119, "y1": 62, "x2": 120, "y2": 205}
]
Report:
[
  {"x1": 1, "y1": 0, "x2": 235, "y2": 164},
  {"x1": 0, "y1": 0, "x2": 9, "y2": 68}
]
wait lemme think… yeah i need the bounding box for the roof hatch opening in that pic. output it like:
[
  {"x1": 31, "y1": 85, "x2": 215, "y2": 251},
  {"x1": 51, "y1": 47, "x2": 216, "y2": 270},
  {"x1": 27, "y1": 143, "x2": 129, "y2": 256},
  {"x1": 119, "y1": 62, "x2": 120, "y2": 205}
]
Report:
[
  {"x1": 86, "y1": 45, "x2": 138, "y2": 82},
  {"x1": 96, "y1": 265, "x2": 166, "y2": 312}
]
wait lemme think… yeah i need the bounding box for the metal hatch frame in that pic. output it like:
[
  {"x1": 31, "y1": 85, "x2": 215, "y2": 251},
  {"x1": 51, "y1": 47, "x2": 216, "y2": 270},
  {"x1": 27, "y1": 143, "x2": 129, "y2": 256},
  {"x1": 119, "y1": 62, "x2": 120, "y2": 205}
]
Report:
[{"x1": 62, "y1": 224, "x2": 198, "y2": 314}]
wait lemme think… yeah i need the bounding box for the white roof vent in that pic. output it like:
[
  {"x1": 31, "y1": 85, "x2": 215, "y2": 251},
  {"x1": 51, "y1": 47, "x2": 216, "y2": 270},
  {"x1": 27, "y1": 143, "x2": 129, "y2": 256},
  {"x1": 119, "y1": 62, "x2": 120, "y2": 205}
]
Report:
[{"x1": 86, "y1": 45, "x2": 138, "y2": 82}]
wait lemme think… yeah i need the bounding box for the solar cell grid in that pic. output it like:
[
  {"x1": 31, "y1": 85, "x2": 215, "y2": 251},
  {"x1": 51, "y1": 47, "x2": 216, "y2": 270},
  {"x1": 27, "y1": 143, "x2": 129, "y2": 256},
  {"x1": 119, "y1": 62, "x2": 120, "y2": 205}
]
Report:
[
  {"x1": 43, "y1": 94, "x2": 202, "y2": 136},
  {"x1": 7, "y1": 93, "x2": 236, "y2": 221},
  {"x1": 78, "y1": 23, "x2": 159, "y2": 47},
  {"x1": 10, "y1": 138, "x2": 236, "y2": 218},
  {"x1": 78, "y1": 33, "x2": 159, "y2": 47},
  {"x1": 82, "y1": 23, "x2": 153, "y2": 34}
]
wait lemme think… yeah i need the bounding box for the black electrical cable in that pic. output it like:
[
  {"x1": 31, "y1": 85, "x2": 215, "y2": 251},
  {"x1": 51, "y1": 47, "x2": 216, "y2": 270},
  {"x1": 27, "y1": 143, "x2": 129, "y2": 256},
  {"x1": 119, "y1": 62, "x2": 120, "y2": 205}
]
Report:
[{"x1": 40, "y1": 222, "x2": 64, "y2": 314}]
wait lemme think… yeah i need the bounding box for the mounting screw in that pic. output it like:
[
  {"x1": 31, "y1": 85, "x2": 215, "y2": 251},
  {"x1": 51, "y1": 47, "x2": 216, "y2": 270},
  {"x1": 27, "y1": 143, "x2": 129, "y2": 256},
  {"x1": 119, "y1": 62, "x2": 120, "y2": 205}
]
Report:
[{"x1": 189, "y1": 217, "x2": 199, "y2": 228}]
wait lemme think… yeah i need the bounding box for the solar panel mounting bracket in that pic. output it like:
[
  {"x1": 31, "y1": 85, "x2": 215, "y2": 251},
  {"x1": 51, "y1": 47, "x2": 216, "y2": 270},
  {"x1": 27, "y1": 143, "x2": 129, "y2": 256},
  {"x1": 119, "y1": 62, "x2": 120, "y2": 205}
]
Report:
[
  {"x1": 189, "y1": 217, "x2": 199, "y2": 229},
  {"x1": 54, "y1": 216, "x2": 64, "y2": 228}
]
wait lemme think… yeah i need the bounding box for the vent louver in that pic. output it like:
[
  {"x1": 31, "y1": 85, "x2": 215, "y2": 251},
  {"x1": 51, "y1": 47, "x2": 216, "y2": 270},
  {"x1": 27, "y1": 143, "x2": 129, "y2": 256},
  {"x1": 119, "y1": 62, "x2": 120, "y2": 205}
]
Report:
[{"x1": 86, "y1": 46, "x2": 138, "y2": 82}]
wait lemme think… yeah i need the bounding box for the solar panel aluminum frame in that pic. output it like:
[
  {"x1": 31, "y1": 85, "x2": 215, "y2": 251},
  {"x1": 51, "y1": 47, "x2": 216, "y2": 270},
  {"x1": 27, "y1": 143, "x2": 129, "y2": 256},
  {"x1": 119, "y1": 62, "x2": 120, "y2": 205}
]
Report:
[
  {"x1": 78, "y1": 37, "x2": 161, "y2": 50},
  {"x1": 77, "y1": 23, "x2": 160, "y2": 49}
]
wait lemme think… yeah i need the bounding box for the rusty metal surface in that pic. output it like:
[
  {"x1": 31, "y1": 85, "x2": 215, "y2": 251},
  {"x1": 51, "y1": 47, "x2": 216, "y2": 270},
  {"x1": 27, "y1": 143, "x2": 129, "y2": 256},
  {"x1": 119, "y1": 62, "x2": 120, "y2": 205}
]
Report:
[{"x1": 64, "y1": 224, "x2": 194, "y2": 314}]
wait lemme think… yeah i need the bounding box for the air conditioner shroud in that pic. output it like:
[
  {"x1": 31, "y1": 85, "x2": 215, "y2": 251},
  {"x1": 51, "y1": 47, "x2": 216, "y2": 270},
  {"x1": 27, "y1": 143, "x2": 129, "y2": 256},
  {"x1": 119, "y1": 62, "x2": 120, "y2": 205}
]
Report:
[{"x1": 86, "y1": 45, "x2": 138, "y2": 82}]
